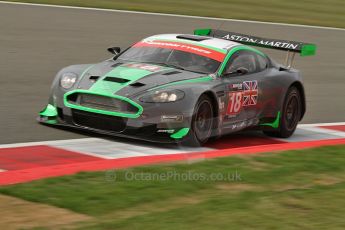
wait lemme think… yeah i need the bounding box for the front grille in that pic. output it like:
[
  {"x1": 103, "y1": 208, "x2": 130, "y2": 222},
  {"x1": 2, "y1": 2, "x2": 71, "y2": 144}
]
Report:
[
  {"x1": 67, "y1": 93, "x2": 138, "y2": 114},
  {"x1": 72, "y1": 109, "x2": 127, "y2": 132}
]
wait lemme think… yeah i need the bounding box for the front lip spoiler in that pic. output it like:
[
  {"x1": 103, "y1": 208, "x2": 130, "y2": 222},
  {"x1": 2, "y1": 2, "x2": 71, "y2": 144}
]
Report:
[{"x1": 37, "y1": 116, "x2": 181, "y2": 144}]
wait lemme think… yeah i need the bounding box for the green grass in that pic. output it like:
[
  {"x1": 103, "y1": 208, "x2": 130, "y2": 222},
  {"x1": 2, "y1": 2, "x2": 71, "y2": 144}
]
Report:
[
  {"x1": 1, "y1": 145, "x2": 345, "y2": 229},
  {"x1": 5, "y1": 0, "x2": 345, "y2": 28}
]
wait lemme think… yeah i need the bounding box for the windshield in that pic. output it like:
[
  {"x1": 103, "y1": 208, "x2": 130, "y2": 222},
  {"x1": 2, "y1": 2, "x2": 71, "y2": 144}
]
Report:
[{"x1": 117, "y1": 42, "x2": 223, "y2": 74}]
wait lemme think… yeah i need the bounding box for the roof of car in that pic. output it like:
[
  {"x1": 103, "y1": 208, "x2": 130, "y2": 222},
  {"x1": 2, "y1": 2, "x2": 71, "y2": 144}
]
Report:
[{"x1": 142, "y1": 34, "x2": 240, "y2": 52}]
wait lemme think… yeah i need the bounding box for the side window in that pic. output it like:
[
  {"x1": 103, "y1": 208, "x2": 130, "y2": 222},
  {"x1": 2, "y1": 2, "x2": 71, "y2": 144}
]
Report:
[
  {"x1": 256, "y1": 53, "x2": 269, "y2": 72},
  {"x1": 224, "y1": 50, "x2": 257, "y2": 76}
]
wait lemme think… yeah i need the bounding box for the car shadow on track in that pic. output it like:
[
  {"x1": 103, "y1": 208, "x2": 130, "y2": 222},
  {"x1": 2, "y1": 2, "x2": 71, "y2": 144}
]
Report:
[{"x1": 46, "y1": 124, "x2": 285, "y2": 151}]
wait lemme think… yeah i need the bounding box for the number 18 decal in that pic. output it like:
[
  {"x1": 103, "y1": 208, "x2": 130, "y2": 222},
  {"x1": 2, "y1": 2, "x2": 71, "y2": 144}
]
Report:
[{"x1": 227, "y1": 92, "x2": 243, "y2": 115}]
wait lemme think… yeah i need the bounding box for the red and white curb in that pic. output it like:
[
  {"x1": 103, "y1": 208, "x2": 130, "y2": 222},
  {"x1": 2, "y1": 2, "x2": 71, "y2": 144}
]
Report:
[{"x1": 1, "y1": 122, "x2": 345, "y2": 185}]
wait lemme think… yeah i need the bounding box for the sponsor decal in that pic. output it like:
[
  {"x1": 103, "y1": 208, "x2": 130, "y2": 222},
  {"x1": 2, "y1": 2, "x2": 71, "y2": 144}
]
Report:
[
  {"x1": 223, "y1": 34, "x2": 299, "y2": 50},
  {"x1": 161, "y1": 115, "x2": 184, "y2": 123},
  {"x1": 229, "y1": 83, "x2": 243, "y2": 91},
  {"x1": 124, "y1": 63, "x2": 163, "y2": 72},
  {"x1": 230, "y1": 118, "x2": 259, "y2": 130},
  {"x1": 216, "y1": 91, "x2": 226, "y2": 112},
  {"x1": 218, "y1": 97, "x2": 225, "y2": 111},
  {"x1": 157, "y1": 129, "x2": 175, "y2": 134},
  {"x1": 204, "y1": 29, "x2": 316, "y2": 55},
  {"x1": 226, "y1": 80, "x2": 258, "y2": 115},
  {"x1": 134, "y1": 40, "x2": 225, "y2": 62},
  {"x1": 231, "y1": 121, "x2": 246, "y2": 130}
]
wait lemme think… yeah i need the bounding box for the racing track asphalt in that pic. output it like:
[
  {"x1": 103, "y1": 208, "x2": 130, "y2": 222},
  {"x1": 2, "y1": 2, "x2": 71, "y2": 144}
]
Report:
[{"x1": 0, "y1": 2, "x2": 345, "y2": 144}]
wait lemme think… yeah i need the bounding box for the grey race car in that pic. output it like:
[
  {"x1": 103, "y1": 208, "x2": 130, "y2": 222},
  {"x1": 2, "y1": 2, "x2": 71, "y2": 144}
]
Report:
[{"x1": 38, "y1": 29, "x2": 317, "y2": 146}]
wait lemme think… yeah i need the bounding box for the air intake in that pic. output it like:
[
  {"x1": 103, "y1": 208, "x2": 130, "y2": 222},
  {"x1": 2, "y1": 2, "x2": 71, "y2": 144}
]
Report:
[
  {"x1": 176, "y1": 35, "x2": 210, "y2": 41},
  {"x1": 130, "y1": 82, "x2": 146, "y2": 87},
  {"x1": 104, "y1": 76, "x2": 130, "y2": 84}
]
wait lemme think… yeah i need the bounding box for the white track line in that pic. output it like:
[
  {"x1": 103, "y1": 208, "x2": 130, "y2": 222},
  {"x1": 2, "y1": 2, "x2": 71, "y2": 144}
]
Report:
[
  {"x1": 0, "y1": 1, "x2": 344, "y2": 31},
  {"x1": 0, "y1": 138, "x2": 99, "y2": 149},
  {"x1": 51, "y1": 145, "x2": 115, "y2": 159},
  {"x1": 298, "y1": 126, "x2": 345, "y2": 138},
  {"x1": 0, "y1": 169, "x2": 6, "y2": 172},
  {"x1": 299, "y1": 122, "x2": 345, "y2": 127}
]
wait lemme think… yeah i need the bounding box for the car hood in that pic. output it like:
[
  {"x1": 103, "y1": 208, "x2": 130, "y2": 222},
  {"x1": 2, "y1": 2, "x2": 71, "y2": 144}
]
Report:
[{"x1": 76, "y1": 60, "x2": 206, "y2": 98}]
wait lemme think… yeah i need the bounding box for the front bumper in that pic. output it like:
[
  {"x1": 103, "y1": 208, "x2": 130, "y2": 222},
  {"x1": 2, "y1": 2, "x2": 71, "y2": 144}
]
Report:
[{"x1": 38, "y1": 104, "x2": 191, "y2": 144}]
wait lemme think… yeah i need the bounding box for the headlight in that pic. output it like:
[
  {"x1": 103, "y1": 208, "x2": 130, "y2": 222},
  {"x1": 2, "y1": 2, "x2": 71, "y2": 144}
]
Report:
[
  {"x1": 140, "y1": 89, "x2": 185, "y2": 103},
  {"x1": 60, "y1": 72, "x2": 78, "y2": 89}
]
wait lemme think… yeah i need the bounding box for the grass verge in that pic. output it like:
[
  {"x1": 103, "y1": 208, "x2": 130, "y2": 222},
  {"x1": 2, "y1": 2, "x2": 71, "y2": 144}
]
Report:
[
  {"x1": 1, "y1": 145, "x2": 345, "y2": 229},
  {"x1": 4, "y1": 0, "x2": 345, "y2": 28}
]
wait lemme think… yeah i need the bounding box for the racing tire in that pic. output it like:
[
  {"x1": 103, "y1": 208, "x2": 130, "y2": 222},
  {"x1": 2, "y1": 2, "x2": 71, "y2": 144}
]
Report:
[
  {"x1": 182, "y1": 95, "x2": 214, "y2": 147},
  {"x1": 263, "y1": 86, "x2": 302, "y2": 138}
]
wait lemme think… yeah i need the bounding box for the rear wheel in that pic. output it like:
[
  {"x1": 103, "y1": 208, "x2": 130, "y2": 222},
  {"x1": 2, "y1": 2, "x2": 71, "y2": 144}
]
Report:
[
  {"x1": 264, "y1": 86, "x2": 301, "y2": 138},
  {"x1": 182, "y1": 95, "x2": 214, "y2": 147}
]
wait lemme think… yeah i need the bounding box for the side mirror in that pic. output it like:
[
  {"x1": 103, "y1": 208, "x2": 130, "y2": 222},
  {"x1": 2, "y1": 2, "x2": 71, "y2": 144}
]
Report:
[
  {"x1": 236, "y1": 67, "x2": 249, "y2": 75},
  {"x1": 107, "y1": 47, "x2": 121, "y2": 55},
  {"x1": 223, "y1": 67, "x2": 249, "y2": 77}
]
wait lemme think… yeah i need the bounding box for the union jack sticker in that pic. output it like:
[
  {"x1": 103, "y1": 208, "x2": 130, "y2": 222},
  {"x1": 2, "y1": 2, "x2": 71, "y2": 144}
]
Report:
[{"x1": 242, "y1": 81, "x2": 258, "y2": 106}]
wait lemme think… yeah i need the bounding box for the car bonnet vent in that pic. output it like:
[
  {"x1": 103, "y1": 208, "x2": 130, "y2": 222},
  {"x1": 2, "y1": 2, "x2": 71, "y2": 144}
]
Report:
[
  {"x1": 129, "y1": 82, "x2": 145, "y2": 87},
  {"x1": 162, "y1": 71, "x2": 182, "y2": 75},
  {"x1": 176, "y1": 35, "x2": 210, "y2": 41},
  {"x1": 89, "y1": 76, "x2": 100, "y2": 82},
  {"x1": 104, "y1": 76, "x2": 130, "y2": 83}
]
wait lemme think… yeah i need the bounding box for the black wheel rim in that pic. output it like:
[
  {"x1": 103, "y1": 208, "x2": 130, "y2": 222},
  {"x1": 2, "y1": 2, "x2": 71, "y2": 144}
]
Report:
[
  {"x1": 194, "y1": 100, "x2": 213, "y2": 143},
  {"x1": 285, "y1": 95, "x2": 299, "y2": 130}
]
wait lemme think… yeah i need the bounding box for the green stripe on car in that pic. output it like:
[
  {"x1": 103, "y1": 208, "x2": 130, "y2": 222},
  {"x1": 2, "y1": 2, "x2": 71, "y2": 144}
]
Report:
[
  {"x1": 89, "y1": 65, "x2": 166, "y2": 94},
  {"x1": 170, "y1": 128, "x2": 190, "y2": 139},
  {"x1": 218, "y1": 45, "x2": 266, "y2": 74},
  {"x1": 64, "y1": 89, "x2": 143, "y2": 119},
  {"x1": 39, "y1": 104, "x2": 58, "y2": 117}
]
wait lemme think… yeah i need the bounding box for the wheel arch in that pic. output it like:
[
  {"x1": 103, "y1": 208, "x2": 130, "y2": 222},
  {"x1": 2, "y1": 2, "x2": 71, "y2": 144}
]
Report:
[
  {"x1": 201, "y1": 90, "x2": 220, "y2": 138},
  {"x1": 289, "y1": 81, "x2": 306, "y2": 120},
  {"x1": 201, "y1": 91, "x2": 219, "y2": 119}
]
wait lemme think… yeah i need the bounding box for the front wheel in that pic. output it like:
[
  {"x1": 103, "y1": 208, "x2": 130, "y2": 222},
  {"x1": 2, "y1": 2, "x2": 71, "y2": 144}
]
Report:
[
  {"x1": 264, "y1": 86, "x2": 302, "y2": 138},
  {"x1": 182, "y1": 95, "x2": 214, "y2": 147}
]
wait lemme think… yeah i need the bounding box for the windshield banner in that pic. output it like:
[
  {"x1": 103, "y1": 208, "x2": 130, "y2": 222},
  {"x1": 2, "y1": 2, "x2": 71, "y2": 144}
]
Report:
[{"x1": 134, "y1": 40, "x2": 226, "y2": 62}]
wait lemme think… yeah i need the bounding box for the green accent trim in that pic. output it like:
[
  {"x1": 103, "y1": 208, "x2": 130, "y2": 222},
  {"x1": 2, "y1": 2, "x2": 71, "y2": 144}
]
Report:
[
  {"x1": 64, "y1": 89, "x2": 143, "y2": 119},
  {"x1": 150, "y1": 76, "x2": 213, "y2": 91},
  {"x1": 45, "y1": 119, "x2": 58, "y2": 125},
  {"x1": 218, "y1": 45, "x2": 266, "y2": 75},
  {"x1": 260, "y1": 111, "x2": 281, "y2": 129},
  {"x1": 193, "y1": 28, "x2": 211, "y2": 36},
  {"x1": 170, "y1": 128, "x2": 190, "y2": 139},
  {"x1": 89, "y1": 63, "x2": 172, "y2": 96},
  {"x1": 89, "y1": 65, "x2": 159, "y2": 94},
  {"x1": 39, "y1": 104, "x2": 58, "y2": 117},
  {"x1": 300, "y1": 44, "x2": 317, "y2": 56}
]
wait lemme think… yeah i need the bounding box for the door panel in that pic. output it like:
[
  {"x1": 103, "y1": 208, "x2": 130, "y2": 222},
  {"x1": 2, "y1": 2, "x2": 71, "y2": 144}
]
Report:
[
  {"x1": 222, "y1": 72, "x2": 265, "y2": 132},
  {"x1": 219, "y1": 49, "x2": 271, "y2": 134}
]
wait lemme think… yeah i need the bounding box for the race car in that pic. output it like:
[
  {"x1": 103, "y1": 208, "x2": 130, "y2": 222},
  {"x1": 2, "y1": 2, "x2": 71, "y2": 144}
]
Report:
[{"x1": 38, "y1": 28, "x2": 316, "y2": 146}]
